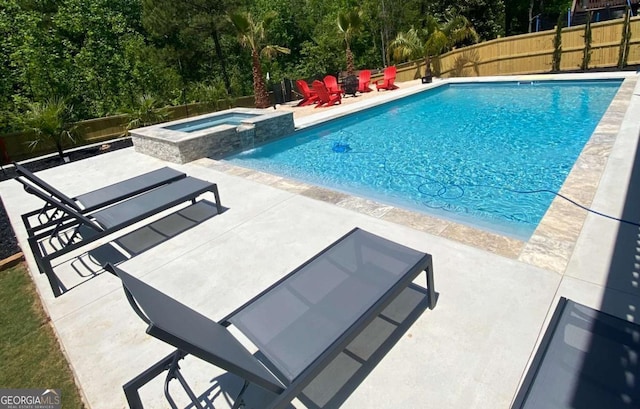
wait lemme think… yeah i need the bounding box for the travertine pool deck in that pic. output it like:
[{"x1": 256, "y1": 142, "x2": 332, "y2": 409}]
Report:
[{"x1": 1, "y1": 72, "x2": 639, "y2": 409}]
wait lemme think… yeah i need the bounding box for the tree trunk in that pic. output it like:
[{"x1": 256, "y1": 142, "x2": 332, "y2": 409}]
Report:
[
  {"x1": 212, "y1": 27, "x2": 232, "y2": 95},
  {"x1": 425, "y1": 55, "x2": 432, "y2": 77},
  {"x1": 528, "y1": 0, "x2": 534, "y2": 33},
  {"x1": 252, "y1": 50, "x2": 270, "y2": 108},
  {"x1": 346, "y1": 46, "x2": 354, "y2": 76},
  {"x1": 55, "y1": 140, "x2": 64, "y2": 160}
]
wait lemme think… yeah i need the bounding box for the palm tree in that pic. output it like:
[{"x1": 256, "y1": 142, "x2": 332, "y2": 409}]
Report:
[
  {"x1": 388, "y1": 28, "x2": 427, "y2": 78},
  {"x1": 337, "y1": 8, "x2": 363, "y2": 76},
  {"x1": 120, "y1": 94, "x2": 169, "y2": 134},
  {"x1": 228, "y1": 11, "x2": 290, "y2": 108},
  {"x1": 389, "y1": 14, "x2": 479, "y2": 78},
  {"x1": 22, "y1": 97, "x2": 77, "y2": 161}
]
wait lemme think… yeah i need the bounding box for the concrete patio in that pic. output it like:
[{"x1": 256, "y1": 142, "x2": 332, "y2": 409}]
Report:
[{"x1": 1, "y1": 72, "x2": 639, "y2": 408}]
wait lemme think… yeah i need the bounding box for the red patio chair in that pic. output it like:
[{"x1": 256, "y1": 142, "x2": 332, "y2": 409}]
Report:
[
  {"x1": 357, "y1": 70, "x2": 373, "y2": 93},
  {"x1": 374, "y1": 66, "x2": 399, "y2": 91},
  {"x1": 312, "y1": 80, "x2": 341, "y2": 108},
  {"x1": 323, "y1": 75, "x2": 343, "y2": 95},
  {"x1": 295, "y1": 79, "x2": 319, "y2": 106}
]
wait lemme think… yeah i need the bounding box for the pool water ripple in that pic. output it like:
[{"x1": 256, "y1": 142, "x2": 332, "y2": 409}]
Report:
[{"x1": 226, "y1": 81, "x2": 621, "y2": 239}]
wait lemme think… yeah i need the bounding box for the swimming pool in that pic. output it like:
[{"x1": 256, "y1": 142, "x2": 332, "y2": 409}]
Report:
[{"x1": 225, "y1": 80, "x2": 622, "y2": 239}]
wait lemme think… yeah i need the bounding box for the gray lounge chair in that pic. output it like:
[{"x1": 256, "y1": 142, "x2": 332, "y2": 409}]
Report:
[
  {"x1": 21, "y1": 176, "x2": 222, "y2": 297},
  {"x1": 511, "y1": 297, "x2": 640, "y2": 409},
  {"x1": 14, "y1": 162, "x2": 186, "y2": 233},
  {"x1": 105, "y1": 227, "x2": 436, "y2": 409}
]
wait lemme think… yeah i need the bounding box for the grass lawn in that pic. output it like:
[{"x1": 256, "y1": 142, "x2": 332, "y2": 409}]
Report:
[{"x1": 0, "y1": 262, "x2": 84, "y2": 407}]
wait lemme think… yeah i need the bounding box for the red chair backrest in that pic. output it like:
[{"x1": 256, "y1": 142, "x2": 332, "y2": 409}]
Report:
[
  {"x1": 384, "y1": 66, "x2": 396, "y2": 81},
  {"x1": 312, "y1": 80, "x2": 330, "y2": 102},
  {"x1": 323, "y1": 75, "x2": 340, "y2": 94},
  {"x1": 296, "y1": 79, "x2": 313, "y2": 97},
  {"x1": 358, "y1": 70, "x2": 371, "y2": 86},
  {"x1": 383, "y1": 66, "x2": 397, "y2": 87}
]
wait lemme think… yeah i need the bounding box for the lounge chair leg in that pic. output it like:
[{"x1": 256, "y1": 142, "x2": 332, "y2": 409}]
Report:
[
  {"x1": 37, "y1": 203, "x2": 55, "y2": 224},
  {"x1": 425, "y1": 265, "x2": 437, "y2": 309},
  {"x1": 124, "y1": 351, "x2": 184, "y2": 409},
  {"x1": 29, "y1": 235, "x2": 64, "y2": 297},
  {"x1": 231, "y1": 380, "x2": 250, "y2": 409},
  {"x1": 211, "y1": 185, "x2": 223, "y2": 213},
  {"x1": 164, "y1": 353, "x2": 205, "y2": 409},
  {"x1": 22, "y1": 212, "x2": 35, "y2": 238}
]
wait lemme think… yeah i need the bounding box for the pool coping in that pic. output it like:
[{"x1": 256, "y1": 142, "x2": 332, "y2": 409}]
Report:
[
  {"x1": 130, "y1": 108, "x2": 274, "y2": 142},
  {"x1": 196, "y1": 72, "x2": 639, "y2": 274}
]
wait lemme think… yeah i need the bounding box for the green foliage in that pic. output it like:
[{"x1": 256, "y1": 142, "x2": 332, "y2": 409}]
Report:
[
  {"x1": 505, "y1": 0, "x2": 571, "y2": 35},
  {"x1": 581, "y1": 12, "x2": 592, "y2": 71},
  {"x1": 455, "y1": 1, "x2": 505, "y2": 41},
  {"x1": 189, "y1": 81, "x2": 235, "y2": 111},
  {"x1": 617, "y1": 6, "x2": 632, "y2": 69},
  {"x1": 337, "y1": 8, "x2": 363, "y2": 75},
  {"x1": 551, "y1": 14, "x2": 563, "y2": 72},
  {"x1": 119, "y1": 94, "x2": 169, "y2": 133},
  {"x1": 0, "y1": 0, "x2": 540, "y2": 132},
  {"x1": 228, "y1": 11, "x2": 290, "y2": 108},
  {"x1": 388, "y1": 12, "x2": 479, "y2": 77},
  {"x1": 21, "y1": 97, "x2": 77, "y2": 159}
]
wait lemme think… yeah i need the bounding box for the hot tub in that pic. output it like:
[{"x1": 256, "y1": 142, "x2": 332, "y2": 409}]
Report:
[{"x1": 130, "y1": 108, "x2": 294, "y2": 164}]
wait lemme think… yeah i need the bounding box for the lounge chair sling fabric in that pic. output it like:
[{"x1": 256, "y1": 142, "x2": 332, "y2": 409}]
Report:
[
  {"x1": 75, "y1": 167, "x2": 186, "y2": 210},
  {"x1": 110, "y1": 228, "x2": 436, "y2": 409},
  {"x1": 15, "y1": 163, "x2": 186, "y2": 231},
  {"x1": 229, "y1": 228, "x2": 430, "y2": 382},
  {"x1": 115, "y1": 266, "x2": 284, "y2": 394},
  {"x1": 90, "y1": 177, "x2": 214, "y2": 229},
  {"x1": 511, "y1": 297, "x2": 640, "y2": 409},
  {"x1": 21, "y1": 176, "x2": 221, "y2": 297}
]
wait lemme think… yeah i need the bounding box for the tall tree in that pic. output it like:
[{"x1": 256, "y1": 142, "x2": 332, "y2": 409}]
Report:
[
  {"x1": 456, "y1": 1, "x2": 505, "y2": 40},
  {"x1": 228, "y1": 11, "x2": 290, "y2": 108},
  {"x1": 141, "y1": 0, "x2": 242, "y2": 95},
  {"x1": 337, "y1": 8, "x2": 363, "y2": 75},
  {"x1": 55, "y1": 0, "x2": 144, "y2": 116}
]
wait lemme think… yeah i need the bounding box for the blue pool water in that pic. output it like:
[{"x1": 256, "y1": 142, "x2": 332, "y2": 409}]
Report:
[
  {"x1": 164, "y1": 113, "x2": 257, "y2": 133},
  {"x1": 225, "y1": 80, "x2": 622, "y2": 239}
]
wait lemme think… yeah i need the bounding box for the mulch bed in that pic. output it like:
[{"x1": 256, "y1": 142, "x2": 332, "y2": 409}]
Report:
[
  {"x1": 0, "y1": 196, "x2": 20, "y2": 260},
  {"x1": 0, "y1": 138, "x2": 133, "y2": 260}
]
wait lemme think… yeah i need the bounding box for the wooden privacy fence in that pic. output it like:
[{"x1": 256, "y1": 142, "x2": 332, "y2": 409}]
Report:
[{"x1": 394, "y1": 16, "x2": 640, "y2": 79}]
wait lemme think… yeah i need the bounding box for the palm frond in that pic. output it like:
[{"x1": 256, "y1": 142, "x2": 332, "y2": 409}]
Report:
[{"x1": 261, "y1": 45, "x2": 291, "y2": 59}]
